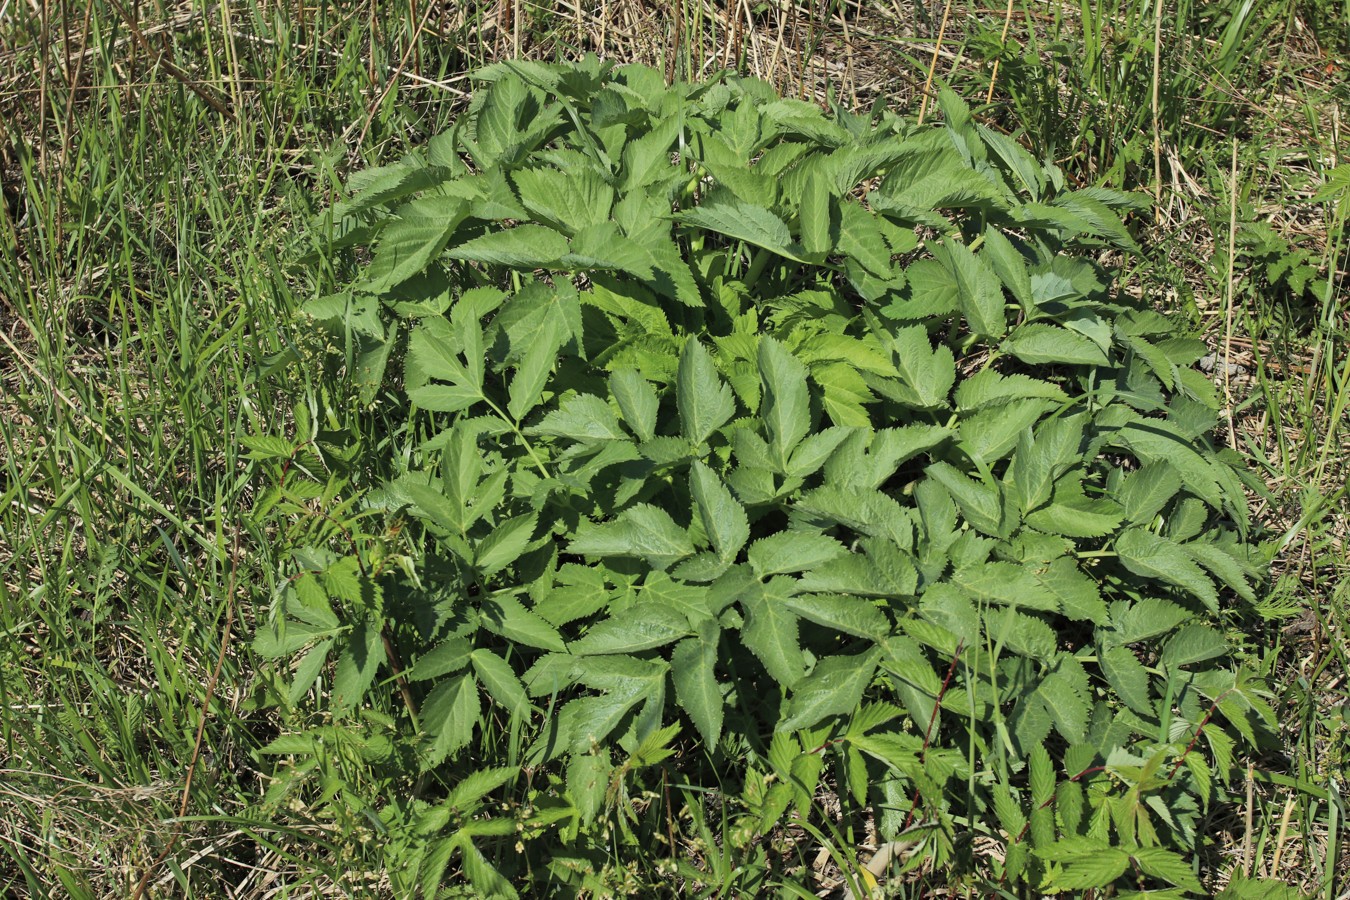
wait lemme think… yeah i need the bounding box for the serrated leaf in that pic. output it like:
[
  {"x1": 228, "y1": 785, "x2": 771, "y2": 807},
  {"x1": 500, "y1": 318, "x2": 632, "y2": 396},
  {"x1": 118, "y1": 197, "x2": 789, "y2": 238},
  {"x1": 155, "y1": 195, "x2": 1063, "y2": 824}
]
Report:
[
  {"x1": 882, "y1": 325, "x2": 956, "y2": 409},
  {"x1": 447, "y1": 224, "x2": 569, "y2": 268},
  {"x1": 958, "y1": 399, "x2": 1055, "y2": 466},
  {"x1": 1113, "y1": 597, "x2": 1191, "y2": 643},
  {"x1": 672, "y1": 632, "x2": 724, "y2": 746},
  {"x1": 782, "y1": 593, "x2": 889, "y2": 639},
  {"x1": 1100, "y1": 644, "x2": 1153, "y2": 716},
  {"x1": 953, "y1": 561, "x2": 1059, "y2": 611},
  {"x1": 987, "y1": 607, "x2": 1058, "y2": 658},
  {"x1": 1003, "y1": 324, "x2": 1111, "y2": 366},
  {"x1": 740, "y1": 580, "x2": 806, "y2": 688},
  {"x1": 568, "y1": 504, "x2": 695, "y2": 570},
  {"x1": 362, "y1": 197, "x2": 470, "y2": 292},
  {"x1": 1129, "y1": 847, "x2": 1202, "y2": 891},
  {"x1": 930, "y1": 239, "x2": 1006, "y2": 338},
  {"x1": 953, "y1": 369, "x2": 1067, "y2": 411},
  {"x1": 475, "y1": 513, "x2": 536, "y2": 577},
  {"x1": 1160, "y1": 623, "x2": 1227, "y2": 669},
  {"x1": 1025, "y1": 487, "x2": 1125, "y2": 538},
  {"x1": 797, "y1": 550, "x2": 917, "y2": 599},
  {"x1": 777, "y1": 649, "x2": 880, "y2": 733},
  {"x1": 677, "y1": 339, "x2": 737, "y2": 446},
  {"x1": 529, "y1": 393, "x2": 628, "y2": 442},
  {"x1": 926, "y1": 462, "x2": 1009, "y2": 538},
  {"x1": 568, "y1": 602, "x2": 691, "y2": 655},
  {"x1": 747, "y1": 532, "x2": 847, "y2": 577},
  {"x1": 408, "y1": 636, "x2": 473, "y2": 682},
  {"x1": 677, "y1": 198, "x2": 804, "y2": 261},
  {"x1": 837, "y1": 202, "x2": 897, "y2": 277},
  {"x1": 1119, "y1": 461, "x2": 1183, "y2": 524},
  {"x1": 480, "y1": 595, "x2": 566, "y2": 652},
  {"x1": 513, "y1": 166, "x2": 614, "y2": 233},
  {"x1": 471, "y1": 649, "x2": 529, "y2": 716},
  {"x1": 609, "y1": 369, "x2": 659, "y2": 442},
  {"x1": 982, "y1": 226, "x2": 1033, "y2": 307},
  {"x1": 1036, "y1": 558, "x2": 1108, "y2": 624},
  {"x1": 758, "y1": 336, "x2": 811, "y2": 467},
  {"x1": 799, "y1": 171, "x2": 833, "y2": 256},
  {"x1": 422, "y1": 673, "x2": 479, "y2": 765},
  {"x1": 1183, "y1": 541, "x2": 1256, "y2": 603},
  {"x1": 1053, "y1": 847, "x2": 1130, "y2": 889},
  {"x1": 333, "y1": 616, "x2": 383, "y2": 712},
  {"x1": 1115, "y1": 529, "x2": 1218, "y2": 610},
  {"x1": 506, "y1": 316, "x2": 562, "y2": 420},
  {"x1": 1039, "y1": 668, "x2": 1089, "y2": 743},
  {"x1": 690, "y1": 461, "x2": 750, "y2": 563}
]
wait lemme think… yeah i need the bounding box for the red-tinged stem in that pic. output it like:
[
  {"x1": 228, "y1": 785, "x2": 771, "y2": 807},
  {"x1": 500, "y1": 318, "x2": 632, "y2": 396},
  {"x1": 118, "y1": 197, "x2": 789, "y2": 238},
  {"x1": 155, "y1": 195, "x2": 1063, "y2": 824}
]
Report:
[{"x1": 901, "y1": 640, "x2": 965, "y2": 832}]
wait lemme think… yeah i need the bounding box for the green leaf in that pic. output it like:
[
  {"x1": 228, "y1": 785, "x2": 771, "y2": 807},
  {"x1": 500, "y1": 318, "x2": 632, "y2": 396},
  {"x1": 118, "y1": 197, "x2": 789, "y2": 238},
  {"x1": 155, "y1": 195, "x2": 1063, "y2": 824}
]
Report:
[
  {"x1": 333, "y1": 616, "x2": 383, "y2": 712},
  {"x1": 677, "y1": 339, "x2": 737, "y2": 446},
  {"x1": 747, "y1": 532, "x2": 847, "y2": 577},
  {"x1": 475, "y1": 513, "x2": 536, "y2": 577},
  {"x1": 480, "y1": 595, "x2": 567, "y2": 652},
  {"x1": 529, "y1": 394, "x2": 628, "y2": 442},
  {"x1": 1118, "y1": 461, "x2": 1183, "y2": 524},
  {"x1": 609, "y1": 369, "x2": 659, "y2": 442},
  {"x1": 1160, "y1": 624, "x2": 1227, "y2": 669},
  {"x1": 362, "y1": 197, "x2": 470, "y2": 292},
  {"x1": 778, "y1": 649, "x2": 880, "y2": 733},
  {"x1": 409, "y1": 636, "x2": 473, "y2": 682},
  {"x1": 1024, "y1": 487, "x2": 1125, "y2": 538},
  {"x1": 1052, "y1": 846, "x2": 1130, "y2": 889},
  {"x1": 958, "y1": 399, "x2": 1055, "y2": 466},
  {"x1": 782, "y1": 593, "x2": 889, "y2": 639},
  {"x1": 929, "y1": 239, "x2": 1006, "y2": 338},
  {"x1": 471, "y1": 649, "x2": 530, "y2": 716},
  {"x1": 953, "y1": 561, "x2": 1058, "y2": 611},
  {"x1": 982, "y1": 226, "x2": 1033, "y2": 308},
  {"x1": 422, "y1": 673, "x2": 479, "y2": 765},
  {"x1": 1113, "y1": 597, "x2": 1190, "y2": 643},
  {"x1": 741, "y1": 579, "x2": 807, "y2": 688},
  {"x1": 1183, "y1": 541, "x2": 1256, "y2": 603},
  {"x1": 837, "y1": 202, "x2": 897, "y2": 277},
  {"x1": 1036, "y1": 558, "x2": 1108, "y2": 624},
  {"x1": 447, "y1": 224, "x2": 569, "y2": 268},
  {"x1": 677, "y1": 198, "x2": 804, "y2": 261},
  {"x1": 690, "y1": 461, "x2": 750, "y2": 563},
  {"x1": 880, "y1": 325, "x2": 955, "y2": 410},
  {"x1": 568, "y1": 602, "x2": 692, "y2": 655},
  {"x1": 1039, "y1": 668, "x2": 1089, "y2": 743},
  {"x1": 758, "y1": 337, "x2": 811, "y2": 466},
  {"x1": 672, "y1": 631, "x2": 724, "y2": 746},
  {"x1": 926, "y1": 462, "x2": 1009, "y2": 538},
  {"x1": 513, "y1": 166, "x2": 614, "y2": 233},
  {"x1": 1003, "y1": 324, "x2": 1111, "y2": 366},
  {"x1": 1129, "y1": 847, "x2": 1202, "y2": 892},
  {"x1": 798, "y1": 170, "x2": 834, "y2": 256},
  {"x1": 1100, "y1": 645, "x2": 1153, "y2": 716},
  {"x1": 953, "y1": 369, "x2": 1067, "y2": 411},
  {"x1": 1115, "y1": 529, "x2": 1218, "y2": 610},
  {"x1": 569, "y1": 504, "x2": 696, "y2": 570},
  {"x1": 506, "y1": 316, "x2": 563, "y2": 420}
]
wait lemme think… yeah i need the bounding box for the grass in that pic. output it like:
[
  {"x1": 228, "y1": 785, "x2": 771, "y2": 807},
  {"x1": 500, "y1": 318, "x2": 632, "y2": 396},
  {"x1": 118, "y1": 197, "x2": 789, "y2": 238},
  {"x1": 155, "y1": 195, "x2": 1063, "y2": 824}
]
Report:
[{"x1": 0, "y1": 0, "x2": 1346, "y2": 895}]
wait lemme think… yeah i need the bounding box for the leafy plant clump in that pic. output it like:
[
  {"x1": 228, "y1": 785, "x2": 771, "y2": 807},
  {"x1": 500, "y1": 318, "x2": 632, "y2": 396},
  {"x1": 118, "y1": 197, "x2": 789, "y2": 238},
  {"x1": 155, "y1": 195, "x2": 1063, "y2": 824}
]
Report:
[{"x1": 260, "y1": 58, "x2": 1275, "y2": 895}]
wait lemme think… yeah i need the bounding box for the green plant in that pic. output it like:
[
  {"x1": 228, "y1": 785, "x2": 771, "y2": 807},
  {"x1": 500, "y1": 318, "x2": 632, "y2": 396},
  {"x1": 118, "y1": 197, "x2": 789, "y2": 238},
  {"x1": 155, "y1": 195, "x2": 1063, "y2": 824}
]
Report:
[{"x1": 264, "y1": 58, "x2": 1274, "y2": 894}]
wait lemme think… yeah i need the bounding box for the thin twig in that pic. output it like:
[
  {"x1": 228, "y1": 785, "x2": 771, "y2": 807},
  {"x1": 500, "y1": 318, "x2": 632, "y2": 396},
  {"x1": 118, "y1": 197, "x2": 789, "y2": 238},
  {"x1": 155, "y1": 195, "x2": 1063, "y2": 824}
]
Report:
[
  {"x1": 102, "y1": 0, "x2": 234, "y2": 119},
  {"x1": 1150, "y1": 0, "x2": 1164, "y2": 196},
  {"x1": 917, "y1": 0, "x2": 954, "y2": 125},
  {"x1": 1223, "y1": 137, "x2": 1239, "y2": 449},
  {"x1": 984, "y1": 0, "x2": 1014, "y2": 104}
]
